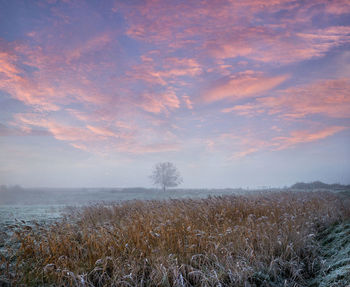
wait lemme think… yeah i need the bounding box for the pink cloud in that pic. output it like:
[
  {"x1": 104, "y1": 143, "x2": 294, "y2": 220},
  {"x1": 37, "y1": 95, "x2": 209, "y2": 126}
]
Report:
[
  {"x1": 207, "y1": 26, "x2": 350, "y2": 64},
  {"x1": 1, "y1": 0, "x2": 349, "y2": 162},
  {"x1": 203, "y1": 71, "x2": 288, "y2": 103},
  {"x1": 0, "y1": 123, "x2": 50, "y2": 137},
  {"x1": 86, "y1": 125, "x2": 119, "y2": 138},
  {"x1": 182, "y1": 95, "x2": 193, "y2": 109},
  {"x1": 160, "y1": 58, "x2": 202, "y2": 77},
  {"x1": 66, "y1": 32, "x2": 112, "y2": 62},
  {"x1": 0, "y1": 44, "x2": 100, "y2": 111},
  {"x1": 126, "y1": 56, "x2": 202, "y2": 88},
  {"x1": 117, "y1": 0, "x2": 350, "y2": 64},
  {"x1": 124, "y1": 0, "x2": 350, "y2": 65},
  {"x1": 2, "y1": 37, "x2": 182, "y2": 153},
  {"x1": 324, "y1": 0, "x2": 350, "y2": 15},
  {"x1": 0, "y1": 52, "x2": 20, "y2": 79},
  {"x1": 211, "y1": 124, "x2": 347, "y2": 159},
  {"x1": 233, "y1": 147, "x2": 260, "y2": 159},
  {"x1": 13, "y1": 114, "x2": 95, "y2": 142},
  {"x1": 70, "y1": 142, "x2": 90, "y2": 152},
  {"x1": 272, "y1": 126, "x2": 347, "y2": 150},
  {"x1": 140, "y1": 90, "x2": 180, "y2": 114},
  {"x1": 223, "y1": 78, "x2": 350, "y2": 119},
  {"x1": 0, "y1": 50, "x2": 59, "y2": 111},
  {"x1": 12, "y1": 111, "x2": 180, "y2": 154},
  {"x1": 222, "y1": 104, "x2": 256, "y2": 115},
  {"x1": 0, "y1": 52, "x2": 44, "y2": 109},
  {"x1": 47, "y1": 123, "x2": 94, "y2": 142},
  {"x1": 8, "y1": 30, "x2": 123, "y2": 108}
]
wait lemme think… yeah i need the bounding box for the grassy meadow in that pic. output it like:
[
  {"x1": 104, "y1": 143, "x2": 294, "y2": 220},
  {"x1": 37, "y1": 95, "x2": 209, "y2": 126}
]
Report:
[{"x1": 1, "y1": 190, "x2": 349, "y2": 286}]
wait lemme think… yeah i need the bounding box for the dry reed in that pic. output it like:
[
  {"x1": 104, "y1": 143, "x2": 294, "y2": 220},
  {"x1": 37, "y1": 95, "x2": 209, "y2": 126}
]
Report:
[{"x1": 6, "y1": 191, "x2": 350, "y2": 286}]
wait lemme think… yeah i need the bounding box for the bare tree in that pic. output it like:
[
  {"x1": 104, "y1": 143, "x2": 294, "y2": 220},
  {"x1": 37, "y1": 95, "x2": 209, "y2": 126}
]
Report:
[{"x1": 150, "y1": 162, "x2": 183, "y2": 192}]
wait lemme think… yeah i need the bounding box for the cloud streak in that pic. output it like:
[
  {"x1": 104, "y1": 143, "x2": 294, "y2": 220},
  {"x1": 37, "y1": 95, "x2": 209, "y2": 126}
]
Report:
[
  {"x1": 204, "y1": 71, "x2": 288, "y2": 103},
  {"x1": 223, "y1": 79, "x2": 350, "y2": 119}
]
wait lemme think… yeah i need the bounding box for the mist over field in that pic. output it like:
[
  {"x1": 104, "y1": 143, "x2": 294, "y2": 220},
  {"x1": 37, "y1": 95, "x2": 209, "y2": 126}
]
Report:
[
  {"x1": 0, "y1": 186, "x2": 246, "y2": 206},
  {"x1": 1, "y1": 182, "x2": 349, "y2": 205}
]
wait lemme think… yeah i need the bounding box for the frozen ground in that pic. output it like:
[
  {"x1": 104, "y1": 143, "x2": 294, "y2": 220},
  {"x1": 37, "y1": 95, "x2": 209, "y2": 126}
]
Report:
[
  {"x1": 0, "y1": 187, "x2": 251, "y2": 206},
  {"x1": 0, "y1": 205, "x2": 65, "y2": 264},
  {"x1": 309, "y1": 220, "x2": 350, "y2": 287}
]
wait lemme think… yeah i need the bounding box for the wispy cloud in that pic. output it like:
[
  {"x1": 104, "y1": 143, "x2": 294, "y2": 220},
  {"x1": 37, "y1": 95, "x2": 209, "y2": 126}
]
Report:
[
  {"x1": 124, "y1": 0, "x2": 350, "y2": 65},
  {"x1": 223, "y1": 79, "x2": 350, "y2": 119},
  {"x1": 224, "y1": 126, "x2": 347, "y2": 159},
  {"x1": 139, "y1": 90, "x2": 180, "y2": 114},
  {"x1": 204, "y1": 71, "x2": 288, "y2": 103},
  {"x1": 272, "y1": 126, "x2": 347, "y2": 151}
]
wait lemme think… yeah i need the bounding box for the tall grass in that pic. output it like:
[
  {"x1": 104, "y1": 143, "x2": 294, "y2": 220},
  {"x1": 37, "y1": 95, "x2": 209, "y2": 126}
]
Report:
[{"x1": 8, "y1": 191, "x2": 350, "y2": 286}]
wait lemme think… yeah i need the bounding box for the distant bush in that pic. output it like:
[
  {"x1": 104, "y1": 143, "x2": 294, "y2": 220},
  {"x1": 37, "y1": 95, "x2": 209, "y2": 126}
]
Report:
[{"x1": 290, "y1": 181, "x2": 350, "y2": 190}]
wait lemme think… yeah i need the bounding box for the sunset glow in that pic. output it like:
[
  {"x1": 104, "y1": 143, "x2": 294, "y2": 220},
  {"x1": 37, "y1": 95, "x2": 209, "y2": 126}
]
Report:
[{"x1": 1, "y1": 0, "x2": 349, "y2": 187}]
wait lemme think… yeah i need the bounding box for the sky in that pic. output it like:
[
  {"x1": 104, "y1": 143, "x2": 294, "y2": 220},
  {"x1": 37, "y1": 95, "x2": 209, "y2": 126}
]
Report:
[{"x1": 0, "y1": 0, "x2": 350, "y2": 188}]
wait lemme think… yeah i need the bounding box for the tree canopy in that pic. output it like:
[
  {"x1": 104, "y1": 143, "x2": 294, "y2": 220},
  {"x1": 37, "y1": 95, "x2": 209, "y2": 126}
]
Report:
[{"x1": 150, "y1": 162, "x2": 183, "y2": 192}]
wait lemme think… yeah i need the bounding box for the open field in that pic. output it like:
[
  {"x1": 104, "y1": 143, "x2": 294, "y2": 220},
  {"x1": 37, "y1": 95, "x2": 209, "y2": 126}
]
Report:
[
  {"x1": 0, "y1": 187, "x2": 253, "y2": 206},
  {"x1": 1, "y1": 189, "x2": 349, "y2": 286}
]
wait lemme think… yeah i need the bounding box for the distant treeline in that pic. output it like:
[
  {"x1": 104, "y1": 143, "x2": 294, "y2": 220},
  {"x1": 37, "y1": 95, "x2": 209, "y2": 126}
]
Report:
[{"x1": 290, "y1": 181, "x2": 350, "y2": 190}]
